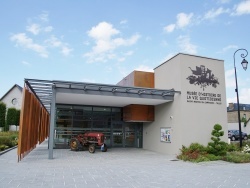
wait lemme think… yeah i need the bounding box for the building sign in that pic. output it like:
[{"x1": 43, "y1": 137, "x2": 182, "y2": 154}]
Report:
[
  {"x1": 187, "y1": 91, "x2": 222, "y2": 104},
  {"x1": 186, "y1": 65, "x2": 221, "y2": 105},
  {"x1": 160, "y1": 127, "x2": 171, "y2": 143},
  {"x1": 186, "y1": 65, "x2": 219, "y2": 91}
]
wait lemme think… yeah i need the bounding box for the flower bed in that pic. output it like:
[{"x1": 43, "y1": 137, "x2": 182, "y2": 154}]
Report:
[{"x1": 0, "y1": 131, "x2": 18, "y2": 151}]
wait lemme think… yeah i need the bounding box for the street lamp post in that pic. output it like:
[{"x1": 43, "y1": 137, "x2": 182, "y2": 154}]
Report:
[{"x1": 233, "y1": 48, "x2": 248, "y2": 147}]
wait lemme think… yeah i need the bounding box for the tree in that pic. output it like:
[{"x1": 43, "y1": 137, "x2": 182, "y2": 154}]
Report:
[
  {"x1": 6, "y1": 108, "x2": 17, "y2": 131},
  {"x1": 0, "y1": 102, "x2": 6, "y2": 129},
  {"x1": 15, "y1": 110, "x2": 20, "y2": 125},
  {"x1": 207, "y1": 124, "x2": 227, "y2": 156}
]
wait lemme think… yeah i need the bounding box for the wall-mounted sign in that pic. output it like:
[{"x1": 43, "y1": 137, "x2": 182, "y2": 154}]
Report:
[
  {"x1": 186, "y1": 65, "x2": 219, "y2": 91},
  {"x1": 186, "y1": 91, "x2": 222, "y2": 105},
  {"x1": 160, "y1": 127, "x2": 171, "y2": 143}
]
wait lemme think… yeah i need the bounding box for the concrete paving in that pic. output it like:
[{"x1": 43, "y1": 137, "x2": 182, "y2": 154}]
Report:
[{"x1": 0, "y1": 140, "x2": 250, "y2": 188}]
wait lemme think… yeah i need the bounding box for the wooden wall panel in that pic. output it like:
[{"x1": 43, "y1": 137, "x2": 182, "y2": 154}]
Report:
[
  {"x1": 18, "y1": 86, "x2": 50, "y2": 162},
  {"x1": 116, "y1": 70, "x2": 155, "y2": 88},
  {"x1": 134, "y1": 71, "x2": 154, "y2": 88},
  {"x1": 123, "y1": 104, "x2": 154, "y2": 122}
]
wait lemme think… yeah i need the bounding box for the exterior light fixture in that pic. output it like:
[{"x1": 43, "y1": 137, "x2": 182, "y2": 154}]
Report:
[
  {"x1": 241, "y1": 59, "x2": 248, "y2": 71},
  {"x1": 233, "y1": 48, "x2": 248, "y2": 147}
]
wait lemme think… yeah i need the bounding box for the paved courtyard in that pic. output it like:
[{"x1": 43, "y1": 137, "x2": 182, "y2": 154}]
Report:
[{"x1": 0, "y1": 140, "x2": 250, "y2": 188}]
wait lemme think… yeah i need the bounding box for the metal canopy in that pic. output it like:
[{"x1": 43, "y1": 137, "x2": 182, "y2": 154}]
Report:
[{"x1": 25, "y1": 78, "x2": 181, "y2": 113}]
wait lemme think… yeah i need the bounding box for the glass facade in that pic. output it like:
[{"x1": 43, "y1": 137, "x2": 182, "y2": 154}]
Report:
[{"x1": 54, "y1": 104, "x2": 143, "y2": 149}]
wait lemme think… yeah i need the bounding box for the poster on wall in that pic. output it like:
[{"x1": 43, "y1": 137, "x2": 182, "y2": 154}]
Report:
[{"x1": 160, "y1": 127, "x2": 171, "y2": 143}]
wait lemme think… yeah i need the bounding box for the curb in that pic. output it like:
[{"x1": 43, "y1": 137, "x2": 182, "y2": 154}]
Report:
[{"x1": 0, "y1": 146, "x2": 17, "y2": 156}]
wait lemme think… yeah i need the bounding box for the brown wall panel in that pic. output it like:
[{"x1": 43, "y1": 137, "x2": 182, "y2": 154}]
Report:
[
  {"x1": 116, "y1": 71, "x2": 155, "y2": 88},
  {"x1": 18, "y1": 85, "x2": 50, "y2": 161},
  {"x1": 134, "y1": 71, "x2": 154, "y2": 88},
  {"x1": 123, "y1": 104, "x2": 154, "y2": 122}
]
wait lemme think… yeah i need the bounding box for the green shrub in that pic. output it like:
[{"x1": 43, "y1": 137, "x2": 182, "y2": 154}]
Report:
[
  {"x1": 207, "y1": 124, "x2": 227, "y2": 156},
  {"x1": 15, "y1": 110, "x2": 20, "y2": 125},
  {"x1": 0, "y1": 136, "x2": 15, "y2": 147},
  {"x1": 176, "y1": 143, "x2": 218, "y2": 162},
  {"x1": 0, "y1": 145, "x2": 6, "y2": 151},
  {"x1": 6, "y1": 108, "x2": 17, "y2": 131},
  {"x1": 222, "y1": 152, "x2": 250, "y2": 163},
  {"x1": 0, "y1": 131, "x2": 18, "y2": 149},
  {"x1": 0, "y1": 102, "x2": 6, "y2": 128},
  {"x1": 226, "y1": 143, "x2": 240, "y2": 152},
  {"x1": 0, "y1": 131, "x2": 18, "y2": 136}
]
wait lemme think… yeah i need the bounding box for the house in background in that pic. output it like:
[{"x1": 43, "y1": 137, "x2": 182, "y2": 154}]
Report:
[
  {"x1": 0, "y1": 84, "x2": 23, "y2": 131},
  {"x1": 227, "y1": 103, "x2": 250, "y2": 134}
]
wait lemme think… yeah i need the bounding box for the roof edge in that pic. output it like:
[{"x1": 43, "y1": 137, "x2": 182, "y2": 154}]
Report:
[
  {"x1": 0, "y1": 84, "x2": 23, "y2": 101},
  {"x1": 154, "y1": 53, "x2": 224, "y2": 70}
]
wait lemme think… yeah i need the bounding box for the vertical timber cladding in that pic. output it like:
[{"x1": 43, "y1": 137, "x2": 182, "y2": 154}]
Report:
[
  {"x1": 134, "y1": 71, "x2": 154, "y2": 88},
  {"x1": 18, "y1": 86, "x2": 50, "y2": 162},
  {"x1": 118, "y1": 71, "x2": 155, "y2": 122},
  {"x1": 117, "y1": 70, "x2": 154, "y2": 88},
  {"x1": 123, "y1": 104, "x2": 155, "y2": 122}
]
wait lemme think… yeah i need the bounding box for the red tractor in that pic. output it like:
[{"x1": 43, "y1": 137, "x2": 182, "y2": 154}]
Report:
[{"x1": 69, "y1": 132, "x2": 107, "y2": 153}]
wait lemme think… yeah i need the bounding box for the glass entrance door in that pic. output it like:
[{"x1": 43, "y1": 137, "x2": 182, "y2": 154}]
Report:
[
  {"x1": 112, "y1": 122, "x2": 138, "y2": 147},
  {"x1": 124, "y1": 123, "x2": 135, "y2": 147},
  {"x1": 112, "y1": 122, "x2": 123, "y2": 147}
]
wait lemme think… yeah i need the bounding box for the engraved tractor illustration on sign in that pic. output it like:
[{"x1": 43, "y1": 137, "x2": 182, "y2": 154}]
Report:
[{"x1": 187, "y1": 65, "x2": 219, "y2": 90}]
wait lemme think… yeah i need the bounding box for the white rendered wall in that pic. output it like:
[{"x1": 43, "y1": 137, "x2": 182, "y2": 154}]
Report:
[
  {"x1": 1, "y1": 87, "x2": 22, "y2": 110},
  {"x1": 143, "y1": 54, "x2": 227, "y2": 155}
]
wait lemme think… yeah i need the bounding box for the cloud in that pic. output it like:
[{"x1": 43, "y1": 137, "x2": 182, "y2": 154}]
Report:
[
  {"x1": 134, "y1": 65, "x2": 154, "y2": 72},
  {"x1": 10, "y1": 12, "x2": 72, "y2": 58},
  {"x1": 176, "y1": 13, "x2": 193, "y2": 28},
  {"x1": 164, "y1": 24, "x2": 175, "y2": 33},
  {"x1": 10, "y1": 33, "x2": 48, "y2": 58},
  {"x1": 44, "y1": 26, "x2": 53, "y2": 32},
  {"x1": 217, "y1": 45, "x2": 238, "y2": 53},
  {"x1": 232, "y1": 0, "x2": 250, "y2": 15},
  {"x1": 225, "y1": 69, "x2": 236, "y2": 88},
  {"x1": 218, "y1": 0, "x2": 231, "y2": 4},
  {"x1": 88, "y1": 22, "x2": 120, "y2": 40},
  {"x1": 45, "y1": 35, "x2": 73, "y2": 56},
  {"x1": 120, "y1": 20, "x2": 128, "y2": 24},
  {"x1": 227, "y1": 88, "x2": 250, "y2": 104},
  {"x1": 61, "y1": 46, "x2": 73, "y2": 56},
  {"x1": 204, "y1": 7, "x2": 230, "y2": 19},
  {"x1": 163, "y1": 13, "x2": 193, "y2": 33},
  {"x1": 26, "y1": 24, "x2": 53, "y2": 35},
  {"x1": 26, "y1": 24, "x2": 41, "y2": 35},
  {"x1": 177, "y1": 35, "x2": 197, "y2": 54},
  {"x1": 45, "y1": 35, "x2": 62, "y2": 47},
  {"x1": 21, "y1": 61, "x2": 31, "y2": 66},
  {"x1": 162, "y1": 53, "x2": 176, "y2": 63},
  {"x1": 124, "y1": 51, "x2": 134, "y2": 56},
  {"x1": 84, "y1": 22, "x2": 140, "y2": 63},
  {"x1": 39, "y1": 12, "x2": 49, "y2": 22},
  {"x1": 240, "y1": 88, "x2": 250, "y2": 103}
]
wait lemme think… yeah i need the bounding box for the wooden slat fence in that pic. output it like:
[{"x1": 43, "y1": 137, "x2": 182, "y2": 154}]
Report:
[{"x1": 18, "y1": 85, "x2": 50, "y2": 162}]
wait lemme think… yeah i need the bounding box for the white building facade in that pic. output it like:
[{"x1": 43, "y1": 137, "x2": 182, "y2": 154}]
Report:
[
  {"x1": 143, "y1": 53, "x2": 227, "y2": 155},
  {"x1": 21, "y1": 53, "x2": 228, "y2": 158}
]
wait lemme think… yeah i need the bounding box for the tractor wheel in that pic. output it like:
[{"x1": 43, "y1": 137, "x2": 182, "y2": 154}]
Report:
[
  {"x1": 89, "y1": 145, "x2": 95, "y2": 153},
  {"x1": 70, "y1": 138, "x2": 79, "y2": 151}
]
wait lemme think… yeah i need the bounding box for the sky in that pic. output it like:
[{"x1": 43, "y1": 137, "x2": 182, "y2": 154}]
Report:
[{"x1": 1, "y1": 0, "x2": 250, "y2": 105}]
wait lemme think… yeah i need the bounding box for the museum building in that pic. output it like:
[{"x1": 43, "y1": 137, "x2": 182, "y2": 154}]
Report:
[{"x1": 18, "y1": 53, "x2": 227, "y2": 160}]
